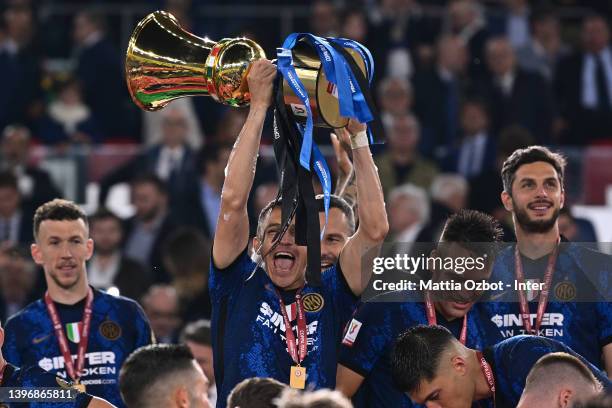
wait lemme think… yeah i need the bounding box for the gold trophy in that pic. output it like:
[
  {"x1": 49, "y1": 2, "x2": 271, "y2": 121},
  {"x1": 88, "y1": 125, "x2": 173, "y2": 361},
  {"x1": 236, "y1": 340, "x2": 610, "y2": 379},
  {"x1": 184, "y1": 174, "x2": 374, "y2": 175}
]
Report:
[{"x1": 125, "y1": 11, "x2": 367, "y2": 128}]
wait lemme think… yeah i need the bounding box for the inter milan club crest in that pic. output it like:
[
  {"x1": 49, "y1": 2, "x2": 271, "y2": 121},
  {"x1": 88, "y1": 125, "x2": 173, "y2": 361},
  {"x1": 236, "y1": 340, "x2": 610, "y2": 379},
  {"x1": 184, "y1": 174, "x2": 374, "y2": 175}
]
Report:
[
  {"x1": 99, "y1": 320, "x2": 122, "y2": 340},
  {"x1": 302, "y1": 293, "x2": 324, "y2": 313},
  {"x1": 65, "y1": 322, "x2": 83, "y2": 344},
  {"x1": 554, "y1": 281, "x2": 576, "y2": 301},
  {"x1": 525, "y1": 279, "x2": 541, "y2": 301}
]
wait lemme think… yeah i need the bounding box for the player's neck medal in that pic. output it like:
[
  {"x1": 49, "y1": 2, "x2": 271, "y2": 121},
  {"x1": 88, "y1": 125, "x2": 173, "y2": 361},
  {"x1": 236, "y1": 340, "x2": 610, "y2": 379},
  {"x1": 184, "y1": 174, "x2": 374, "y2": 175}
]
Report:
[
  {"x1": 44, "y1": 287, "x2": 94, "y2": 392},
  {"x1": 275, "y1": 287, "x2": 308, "y2": 389},
  {"x1": 514, "y1": 239, "x2": 560, "y2": 334}
]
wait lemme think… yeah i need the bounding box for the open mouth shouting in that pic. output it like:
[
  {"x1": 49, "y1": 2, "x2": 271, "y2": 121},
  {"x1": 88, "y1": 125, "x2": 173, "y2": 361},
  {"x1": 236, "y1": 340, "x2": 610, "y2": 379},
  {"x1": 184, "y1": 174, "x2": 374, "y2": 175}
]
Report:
[{"x1": 272, "y1": 250, "x2": 296, "y2": 275}]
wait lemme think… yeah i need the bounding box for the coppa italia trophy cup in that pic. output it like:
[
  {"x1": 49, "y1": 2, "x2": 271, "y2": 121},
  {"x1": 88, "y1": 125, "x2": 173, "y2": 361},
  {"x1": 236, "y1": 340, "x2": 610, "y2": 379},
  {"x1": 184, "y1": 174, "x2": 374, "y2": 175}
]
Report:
[{"x1": 125, "y1": 10, "x2": 380, "y2": 284}]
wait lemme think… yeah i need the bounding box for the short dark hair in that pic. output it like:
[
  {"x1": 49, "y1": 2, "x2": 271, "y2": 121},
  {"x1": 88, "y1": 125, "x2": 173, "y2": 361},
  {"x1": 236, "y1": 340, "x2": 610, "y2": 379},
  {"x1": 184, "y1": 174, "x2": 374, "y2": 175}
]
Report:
[
  {"x1": 119, "y1": 344, "x2": 196, "y2": 408},
  {"x1": 440, "y1": 209, "x2": 503, "y2": 257},
  {"x1": 227, "y1": 377, "x2": 286, "y2": 408},
  {"x1": 391, "y1": 325, "x2": 456, "y2": 394},
  {"x1": 501, "y1": 145, "x2": 566, "y2": 195},
  {"x1": 131, "y1": 173, "x2": 168, "y2": 195},
  {"x1": 90, "y1": 207, "x2": 122, "y2": 226},
  {"x1": 524, "y1": 352, "x2": 600, "y2": 391},
  {"x1": 197, "y1": 142, "x2": 232, "y2": 174},
  {"x1": 256, "y1": 195, "x2": 355, "y2": 239},
  {"x1": 0, "y1": 171, "x2": 19, "y2": 190},
  {"x1": 33, "y1": 199, "x2": 88, "y2": 240},
  {"x1": 180, "y1": 319, "x2": 212, "y2": 346},
  {"x1": 162, "y1": 227, "x2": 210, "y2": 277}
]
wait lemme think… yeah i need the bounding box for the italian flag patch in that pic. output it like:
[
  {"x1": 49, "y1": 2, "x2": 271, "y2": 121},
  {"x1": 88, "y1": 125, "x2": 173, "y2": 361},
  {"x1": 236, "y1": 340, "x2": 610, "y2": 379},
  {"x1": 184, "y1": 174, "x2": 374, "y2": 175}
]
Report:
[{"x1": 65, "y1": 322, "x2": 82, "y2": 343}]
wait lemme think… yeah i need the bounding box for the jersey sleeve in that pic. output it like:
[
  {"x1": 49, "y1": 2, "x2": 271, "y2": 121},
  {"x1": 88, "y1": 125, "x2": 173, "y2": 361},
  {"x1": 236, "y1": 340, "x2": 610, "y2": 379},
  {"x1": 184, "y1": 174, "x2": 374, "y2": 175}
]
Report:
[
  {"x1": 596, "y1": 301, "x2": 612, "y2": 347},
  {"x1": 2, "y1": 314, "x2": 22, "y2": 367},
  {"x1": 132, "y1": 299, "x2": 156, "y2": 347},
  {"x1": 209, "y1": 247, "x2": 256, "y2": 302},
  {"x1": 338, "y1": 301, "x2": 393, "y2": 377},
  {"x1": 324, "y1": 262, "x2": 360, "y2": 328},
  {"x1": 503, "y1": 336, "x2": 611, "y2": 390},
  {"x1": 17, "y1": 366, "x2": 93, "y2": 408}
]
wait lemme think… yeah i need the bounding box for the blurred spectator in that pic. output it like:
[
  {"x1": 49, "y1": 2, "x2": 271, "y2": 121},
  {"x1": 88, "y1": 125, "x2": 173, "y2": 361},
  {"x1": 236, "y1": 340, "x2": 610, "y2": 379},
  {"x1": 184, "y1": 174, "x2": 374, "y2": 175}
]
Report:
[
  {"x1": 38, "y1": 77, "x2": 101, "y2": 145},
  {"x1": 516, "y1": 9, "x2": 569, "y2": 82},
  {"x1": 187, "y1": 143, "x2": 232, "y2": 239},
  {"x1": 369, "y1": 0, "x2": 439, "y2": 78},
  {"x1": 340, "y1": 8, "x2": 368, "y2": 43},
  {"x1": 387, "y1": 184, "x2": 431, "y2": 254},
  {"x1": 490, "y1": 0, "x2": 531, "y2": 49},
  {"x1": 99, "y1": 107, "x2": 199, "y2": 220},
  {"x1": 430, "y1": 173, "x2": 468, "y2": 227},
  {"x1": 180, "y1": 320, "x2": 216, "y2": 407},
  {"x1": 445, "y1": 0, "x2": 490, "y2": 78},
  {"x1": 0, "y1": 2, "x2": 43, "y2": 131},
  {"x1": 276, "y1": 388, "x2": 352, "y2": 408},
  {"x1": 214, "y1": 108, "x2": 248, "y2": 145},
  {"x1": 123, "y1": 174, "x2": 179, "y2": 283},
  {"x1": 162, "y1": 228, "x2": 211, "y2": 322},
  {"x1": 88, "y1": 208, "x2": 151, "y2": 300},
  {"x1": 375, "y1": 113, "x2": 439, "y2": 197},
  {"x1": 443, "y1": 98, "x2": 496, "y2": 178},
  {"x1": 141, "y1": 284, "x2": 182, "y2": 344},
  {"x1": 143, "y1": 98, "x2": 204, "y2": 149},
  {"x1": 468, "y1": 125, "x2": 534, "y2": 240},
  {"x1": 480, "y1": 37, "x2": 555, "y2": 144},
  {"x1": 310, "y1": 0, "x2": 339, "y2": 37},
  {"x1": 558, "y1": 207, "x2": 598, "y2": 242},
  {"x1": 73, "y1": 10, "x2": 128, "y2": 138},
  {"x1": 555, "y1": 14, "x2": 612, "y2": 144},
  {"x1": 0, "y1": 125, "x2": 61, "y2": 208},
  {"x1": 164, "y1": 0, "x2": 194, "y2": 31},
  {"x1": 0, "y1": 171, "x2": 33, "y2": 247},
  {"x1": 413, "y1": 35, "x2": 468, "y2": 158},
  {"x1": 0, "y1": 244, "x2": 37, "y2": 323},
  {"x1": 377, "y1": 76, "x2": 414, "y2": 131},
  {"x1": 227, "y1": 377, "x2": 286, "y2": 408},
  {"x1": 253, "y1": 182, "x2": 279, "y2": 219}
]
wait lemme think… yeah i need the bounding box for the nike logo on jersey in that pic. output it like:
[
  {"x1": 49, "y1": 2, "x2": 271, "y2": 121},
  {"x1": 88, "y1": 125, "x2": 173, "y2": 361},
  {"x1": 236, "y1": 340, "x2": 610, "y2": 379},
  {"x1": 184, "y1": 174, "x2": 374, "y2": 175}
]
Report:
[{"x1": 32, "y1": 334, "x2": 51, "y2": 344}]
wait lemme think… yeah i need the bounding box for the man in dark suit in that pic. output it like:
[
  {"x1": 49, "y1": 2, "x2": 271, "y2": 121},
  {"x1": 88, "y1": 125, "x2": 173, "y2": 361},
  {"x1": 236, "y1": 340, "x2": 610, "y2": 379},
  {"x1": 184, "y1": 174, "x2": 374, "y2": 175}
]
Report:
[
  {"x1": 123, "y1": 174, "x2": 179, "y2": 283},
  {"x1": 442, "y1": 98, "x2": 496, "y2": 179},
  {"x1": 480, "y1": 37, "x2": 555, "y2": 144},
  {"x1": 413, "y1": 35, "x2": 469, "y2": 159},
  {"x1": 0, "y1": 171, "x2": 33, "y2": 248},
  {"x1": 185, "y1": 143, "x2": 231, "y2": 239},
  {"x1": 88, "y1": 208, "x2": 151, "y2": 300},
  {"x1": 1, "y1": 125, "x2": 61, "y2": 208},
  {"x1": 99, "y1": 107, "x2": 199, "y2": 223},
  {"x1": 73, "y1": 10, "x2": 131, "y2": 139},
  {"x1": 555, "y1": 14, "x2": 612, "y2": 144}
]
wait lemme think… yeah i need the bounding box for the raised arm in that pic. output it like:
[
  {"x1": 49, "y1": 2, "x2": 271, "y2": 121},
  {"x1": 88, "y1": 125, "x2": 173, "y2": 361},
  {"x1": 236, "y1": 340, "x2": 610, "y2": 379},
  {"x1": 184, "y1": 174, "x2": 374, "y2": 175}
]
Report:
[
  {"x1": 212, "y1": 60, "x2": 277, "y2": 269},
  {"x1": 339, "y1": 120, "x2": 388, "y2": 295}
]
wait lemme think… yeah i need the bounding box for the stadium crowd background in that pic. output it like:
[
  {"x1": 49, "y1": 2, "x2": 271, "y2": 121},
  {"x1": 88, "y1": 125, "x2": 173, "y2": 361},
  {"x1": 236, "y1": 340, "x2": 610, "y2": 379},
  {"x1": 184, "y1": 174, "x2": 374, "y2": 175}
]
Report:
[{"x1": 0, "y1": 0, "x2": 612, "y2": 401}]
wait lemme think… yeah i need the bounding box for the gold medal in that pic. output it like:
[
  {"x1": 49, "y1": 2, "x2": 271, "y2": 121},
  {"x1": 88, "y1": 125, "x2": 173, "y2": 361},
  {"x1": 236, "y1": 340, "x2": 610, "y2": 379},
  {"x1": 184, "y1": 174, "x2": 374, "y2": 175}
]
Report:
[
  {"x1": 73, "y1": 381, "x2": 86, "y2": 393},
  {"x1": 289, "y1": 366, "x2": 306, "y2": 389}
]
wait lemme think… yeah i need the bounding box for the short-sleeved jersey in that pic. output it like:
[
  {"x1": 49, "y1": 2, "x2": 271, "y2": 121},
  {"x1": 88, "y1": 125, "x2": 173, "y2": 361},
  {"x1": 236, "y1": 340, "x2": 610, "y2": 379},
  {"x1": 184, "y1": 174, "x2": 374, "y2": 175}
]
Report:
[
  {"x1": 339, "y1": 291, "x2": 503, "y2": 408},
  {"x1": 481, "y1": 243, "x2": 612, "y2": 368},
  {"x1": 3, "y1": 287, "x2": 154, "y2": 408},
  {"x1": 483, "y1": 335, "x2": 612, "y2": 408},
  {"x1": 0, "y1": 363, "x2": 92, "y2": 408},
  {"x1": 209, "y1": 249, "x2": 358, "y2": 408}
]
